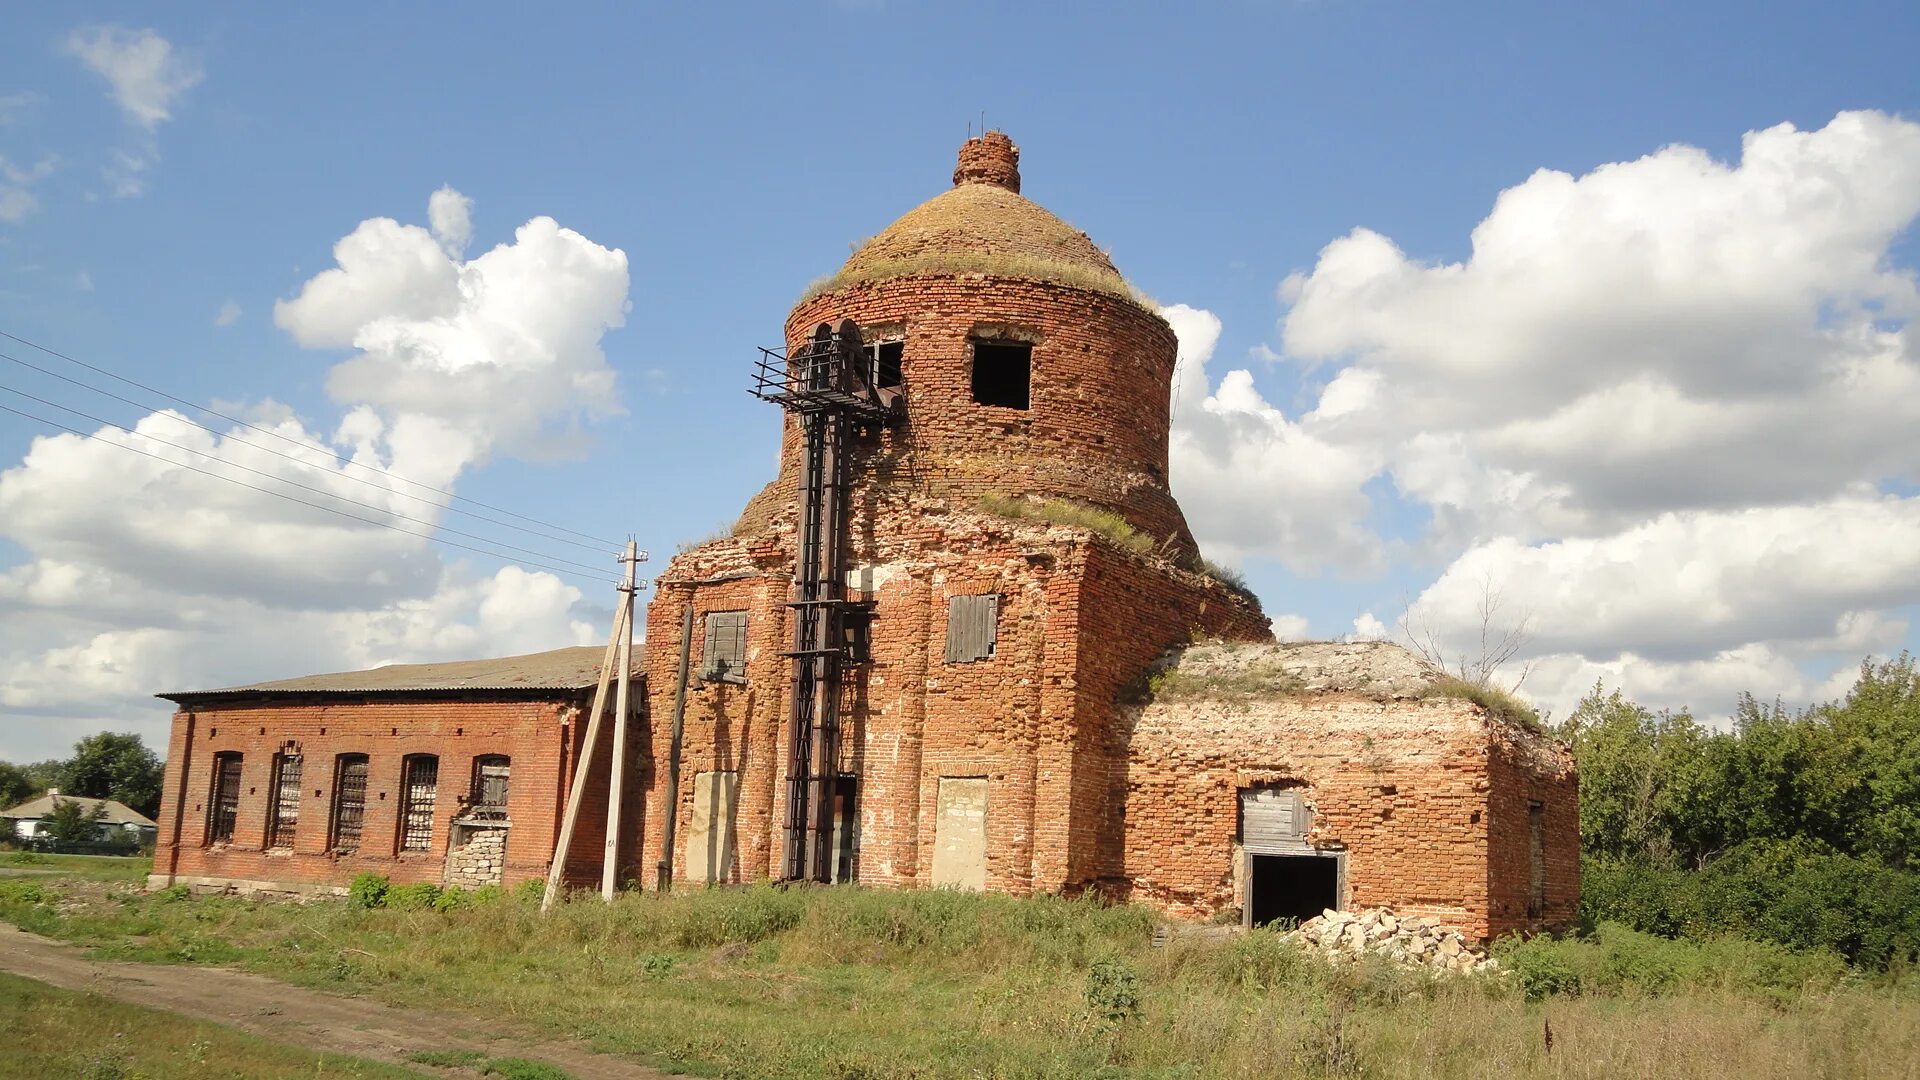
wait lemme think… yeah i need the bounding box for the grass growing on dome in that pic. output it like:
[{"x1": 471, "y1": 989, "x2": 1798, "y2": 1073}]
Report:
[
  {"x1": 977, "y1": 493, "x2": 1155, "y2": 556},
  {"x1": 800, "y1": 252, "x2": 1139, "y2": 305}
]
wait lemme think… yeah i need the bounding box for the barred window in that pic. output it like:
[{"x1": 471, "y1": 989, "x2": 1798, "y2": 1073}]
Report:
[
  {"x1": 266, "y1": 754, "x2": 303, "y2": 849},
  {"x1": 1528, "y1": 801, "x2": 1547, "y2": 918},
  {"x1": 207, "y1": 753, "x2": 243, "y2": 845},
  {"x1": 330, "y1": 755, "x2": 369, "y2": 854},
  {"x1": 399, "y1": 755, "x2": 439, "y2": 852}
]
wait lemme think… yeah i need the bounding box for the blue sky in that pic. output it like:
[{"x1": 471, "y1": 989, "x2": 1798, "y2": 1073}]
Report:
[{"x1": 2, "y1": 2, "x2": 1918, "y2": 759}]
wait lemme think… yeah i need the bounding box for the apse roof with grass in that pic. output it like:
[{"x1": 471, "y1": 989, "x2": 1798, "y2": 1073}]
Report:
[{"x1": 803, "y1": 132, "x2": 1135, "y2": 302}]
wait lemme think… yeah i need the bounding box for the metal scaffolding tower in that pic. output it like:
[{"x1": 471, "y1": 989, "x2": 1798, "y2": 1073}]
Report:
[{"x1": 751, "y1": 318, "x2": 900, "y2": 881}]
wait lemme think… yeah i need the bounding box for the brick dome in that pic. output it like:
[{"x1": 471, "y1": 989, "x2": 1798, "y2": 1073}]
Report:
[{"x1": 803, "y1": 133, "x2": 1133, "y2": 303}]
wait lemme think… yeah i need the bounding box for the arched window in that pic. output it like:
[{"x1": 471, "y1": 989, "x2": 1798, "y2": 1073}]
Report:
[
  {"x1": 329, "y1": 754, "x2": 370, "y2": 854},
  {"x1": 470, "y1": 755, "x2": 510, "y2": 817},
  {"x1": 207, "y1": 752, "x2": 243, "y2": 845},
  {"x1": 398, "y1": 755, "x2": 439, "y2": 852}
]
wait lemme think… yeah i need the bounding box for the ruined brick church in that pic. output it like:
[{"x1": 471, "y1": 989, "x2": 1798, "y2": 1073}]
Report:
[{"x1": 150, "y1": 133, "x2": 1576, "y2": 941}]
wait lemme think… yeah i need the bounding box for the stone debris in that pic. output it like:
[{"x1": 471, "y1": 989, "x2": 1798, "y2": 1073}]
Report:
[{"x1": 1283, "y1": 907, "x2": 1498, "y2": 974}]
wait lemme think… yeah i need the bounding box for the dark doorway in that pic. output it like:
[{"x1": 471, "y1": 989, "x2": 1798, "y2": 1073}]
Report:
[{"x1": 1247, "y1": 853, "x2": 1338, "y2": 929}]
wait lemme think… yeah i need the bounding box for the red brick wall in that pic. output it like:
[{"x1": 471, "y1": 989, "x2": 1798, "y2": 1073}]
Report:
[
  {"x1": 737, "y1": 276, "x2": 1199, "y2": 562},
  {"x1": 1485, "y1": 725, "x2": 1581, "y2": 937},
  {"x1": 151, "y1": 694, "x2": 594, "y2": 893},
  {"x1": 1121, "y1": 696, "x2": 1502, "y2": 940},
  {"x1": 1075, "y1": 542, "x2": 1272, "y2": 886},
  {"x1": 641, "y1": 511, "x2": 1271, "y2": 898}
]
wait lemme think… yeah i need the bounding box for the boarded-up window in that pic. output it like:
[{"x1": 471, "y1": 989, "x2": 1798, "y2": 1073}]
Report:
[
  {"x1": 266, "y1": 754, "x2": 302, "y2": 849},
  {"x1": 702, "y1": 610, "x2": 749, "y2": 683},
  {"x1": 400, "y1": 755, "x2": 438, "y2": 852},
  {"x1": 931, "y1": 777, "x2": 988, "y2": 890},
  {"x1": 1239, "y1": 787, "x2": 1311, "y2": 854},
  {"x1": 470, "y1": 755, "x2": 510, "y2": 816},
  {"x1": 207, "y1": 753, "x2": 242, "y2": 845},
  {"x1": 943, "y1": 594, "x2": 998, "y2": 663},
  {"x1": 1528, "y1": 800, "x2": 1546, "y2": 917},
  {"x1": 330, "y1": 754, "x2": 369, "y2": 854}
]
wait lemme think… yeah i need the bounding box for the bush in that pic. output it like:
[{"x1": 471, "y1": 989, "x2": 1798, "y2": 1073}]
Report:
[
  {"x1": 1494, "y1": 923, "x2": 1850, "y2": 1000},
  {"x1": 1084, "y1": 957, "x2": 1141, "y2": 1026},
  {"x1": 347, "y1": 873, "x2": 390, "y2": 910},
  {"x1": 1582, "y1": 842, "x2": 1920, "y2": 968},
  {"x1": 387, "y1": 883, "x2": 443, "y2": 912}
]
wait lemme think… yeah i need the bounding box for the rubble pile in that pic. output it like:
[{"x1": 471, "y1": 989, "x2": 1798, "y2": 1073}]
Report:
[{"x1": 1285, "y1": 907, "x2": 1498, "y2": 974}]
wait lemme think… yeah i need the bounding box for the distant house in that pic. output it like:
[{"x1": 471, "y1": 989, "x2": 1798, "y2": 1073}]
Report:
[{"x1": 4, "y1": 792, "x2": 159, "y2": 846}]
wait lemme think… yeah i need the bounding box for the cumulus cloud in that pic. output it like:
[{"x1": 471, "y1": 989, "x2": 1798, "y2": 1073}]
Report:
[
  {"x1": 1279, "y1": 110, "x2": 1920, "y2": 545},
  {"x1": 0, "y1": 190, "x2": 630, "y2": 760},
  {"x1": 1181, "y1": 110, "x2": 1920, "y2": 717},
  {"x1": 275, "y1": 191, "x2": 630, "y2": 473},
  {"x1": 64, "y1": 26, "x2": 202, "y2": 130},
  {"x1": 1164, "y1": 303, "x2": 1382, "y2": 573}
]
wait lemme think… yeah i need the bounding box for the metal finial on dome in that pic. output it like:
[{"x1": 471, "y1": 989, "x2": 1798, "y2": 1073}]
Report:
[{"x1": 953, "y1": 131, "x2": 1021, "y2": 193}]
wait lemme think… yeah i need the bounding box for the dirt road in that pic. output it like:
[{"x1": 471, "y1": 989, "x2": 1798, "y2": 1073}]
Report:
[{"x1": 0, "y1": 924, "x2": 676, "y2": 1079}]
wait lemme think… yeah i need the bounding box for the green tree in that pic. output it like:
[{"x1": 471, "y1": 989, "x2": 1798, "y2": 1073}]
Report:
[
  {"x1": 59, "y1": 733, "x2": 164, "y2": 818},
  {"x1": 0, "y1": 762, "x2": 35, "y2": 809},
  {"x1": 43, "y1": 797, "x2": 108, "y2": 846}
]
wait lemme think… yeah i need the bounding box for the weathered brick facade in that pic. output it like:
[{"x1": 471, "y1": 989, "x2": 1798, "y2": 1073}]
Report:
[
  {"x1": 147, "y1": 132, "x2": 1579, "y2": 939},
  {"x1": 149, "y1": 651, "x2": 638, "y2": 897},
  {"x1": 1118, "y1": 643, "x2": 1579, "y2": 941}
]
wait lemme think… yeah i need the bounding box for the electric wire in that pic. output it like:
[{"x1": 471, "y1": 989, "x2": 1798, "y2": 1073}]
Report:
[
  {"x1": 0, "y1": 347, "x2": 616, "y2": 556},
  {"x1": 0, "y1": 327, "x2": 624, "y2": 548},
  {"x1": 0, "y1": 382, "x2": 618, "y2": 579},
  {"x1": 0, "y1": 401, "x2": 621, "y2": 586}
]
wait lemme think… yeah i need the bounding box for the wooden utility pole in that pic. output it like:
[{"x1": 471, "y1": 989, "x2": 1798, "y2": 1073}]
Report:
[
  {"x1": 602, "y1": 540, "x2": 641, "y2": 900},
  {"x1": 541, "y1": 541, "x2": 643, "y2": 913},
  {"x1": 655, "y1": 601, "x2": 695, "y2": 891}
]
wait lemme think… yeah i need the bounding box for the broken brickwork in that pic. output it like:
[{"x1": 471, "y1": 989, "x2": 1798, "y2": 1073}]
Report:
[{"x1": 1118, "y1": 642, "x2": 1578, "y2": 940}]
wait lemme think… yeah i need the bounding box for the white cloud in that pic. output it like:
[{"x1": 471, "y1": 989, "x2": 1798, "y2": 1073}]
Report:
[
  {"x1": 1163, "y1": 303, "x2": 1383, "y2": 574},
  {"x1": 1277, "y1": 110, "x2": 1920, "y2": 546},
  {"x1": 428, "y1": 185, "x2": 473, "y2": 258},
  {"x1": 1270, "y1": 613, "x2": 1312, "y2": 641},
  {"x1": 0, "y1": 154, "x2": 58, "y2": 224},
  {"x1": 0, "y1": 191, "x2": 630, "y2": 760},
  {"x1": 1347, "y1": 613, "x2": 1388, "y2": 642},
  {"x1": 276, "y1": 188, "x2": 631, "y2": 471},
  {"x1": 213, "y1": 298, "x2": 240, "y2": 327},
  {"x1": 64, "y1": 26, "x2": 202, "y2": 130},
  {"x1": 74, "y1": 271, "x2": 92, "y2": 291},
  {"x1": 1177, "y1": 110, "x2": 1920, "y2": 717}
]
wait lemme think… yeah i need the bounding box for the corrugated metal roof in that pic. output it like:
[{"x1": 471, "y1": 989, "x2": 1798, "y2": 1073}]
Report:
[
  {"x1": 2, "y1": 794, "x2": 157, "y2": 828},
  {"x1": 159, "y1": 645, "x2": 637, "y2": 702}
]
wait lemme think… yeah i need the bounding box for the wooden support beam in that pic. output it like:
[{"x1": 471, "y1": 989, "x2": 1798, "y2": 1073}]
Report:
[
  {"x1": 540, "y1": 559, "x2": 634, "y2": 914},
  {"x1": 602, "y1": 540, "x2": 640, "y2": 901}
]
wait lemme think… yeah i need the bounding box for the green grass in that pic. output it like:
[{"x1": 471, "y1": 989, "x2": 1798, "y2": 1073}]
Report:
[
  {"x1": 1423, "y1": 675, "x2": 1546, "y2": 733},
  {"x1": 0, "y1": 970, "x2": 428, "y2": 1079},
  {"x1": 1140, "y1": 656, "x2": 1305, "y2": 703},
  {"x1": 0, "y1": 850, "x2": 151, "y2": 883},
  {"x1": 406, "y1": 1050, "x2": 574, "y2": 1079},
  {"x1": 3, "y1": 864, "x2": 1913, "y2": 1079},
  {"x1": 800, "y1": 251, "x2": 1140, "y2": 306},
  {"x1": 977, "y1": 493, "x2": 1156, "y2": 556}
]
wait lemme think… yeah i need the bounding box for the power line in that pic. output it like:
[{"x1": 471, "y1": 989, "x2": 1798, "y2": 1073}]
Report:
[
  {"x1": 0, "y1": 382, "x2": 618, "y2": 579},
  {"x1": 0, "y1": 401, "x2": 622, "y2": 586},
  {"x1": 0, "y1": 327, "x2": 624, "y2": 548},
  {"x1": 0, "y1": 347, "x2": 615, "y2": 557}
]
